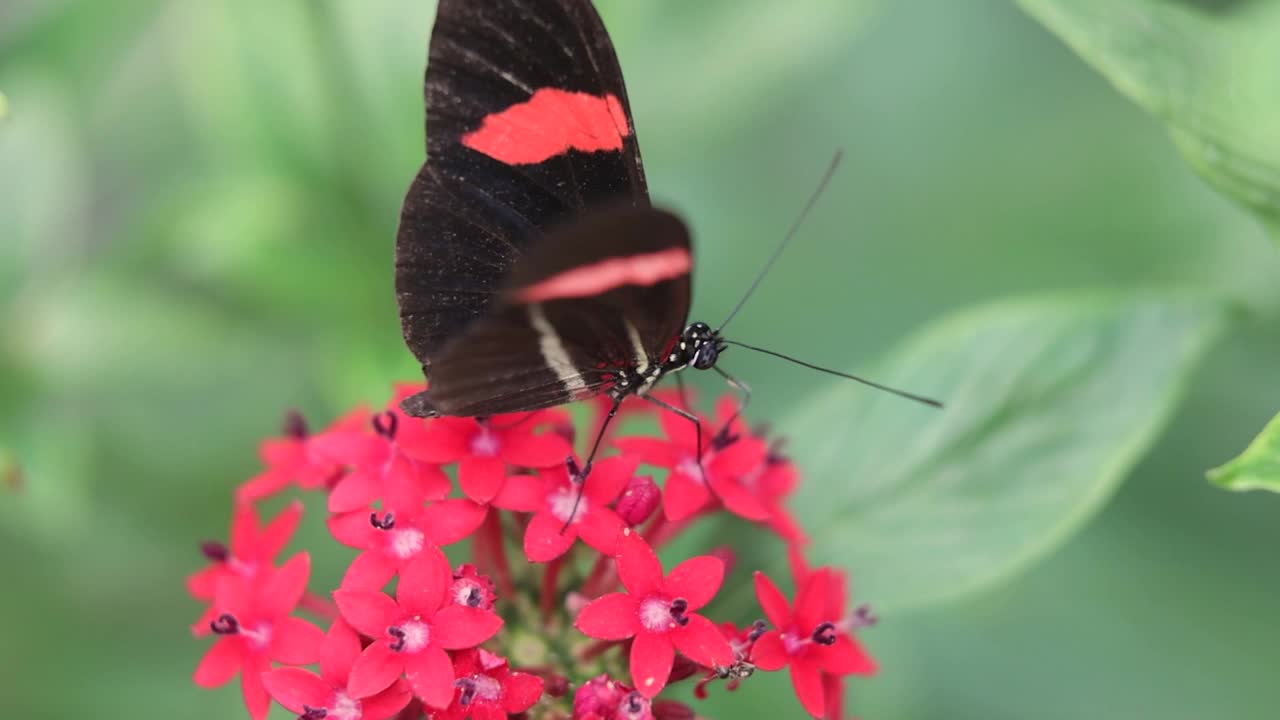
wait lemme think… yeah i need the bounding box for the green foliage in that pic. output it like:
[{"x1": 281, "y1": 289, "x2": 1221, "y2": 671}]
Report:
[
  {"x1": 780, "y1": 295, "x2": 1227, "y2": 611},
  {"x1": 1018, "y1": 0, "x2": 1280, "y2": 240},
  {"x1": 1209, "y1": 411, "x2": 1280, "y2": 492}
]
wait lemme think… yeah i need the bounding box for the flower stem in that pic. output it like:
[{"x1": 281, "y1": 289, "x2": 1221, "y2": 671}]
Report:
[
  {"x1": 540, "y1": 554, "x2": 563, "y2": 624},
  {"x1": 483, "y1": 510, "x2": 515, "y2": 598}
]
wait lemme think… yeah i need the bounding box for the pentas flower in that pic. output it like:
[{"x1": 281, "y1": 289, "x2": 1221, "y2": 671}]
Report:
[
  {"x1": 237, "y1": 408, "x2": 368, "y2": 503},
  {"x1": 263, "y1": 619, "x2": 412, "y2": 720},
  {"x1": 575, "y1": 529, "x2": 734, "y2": 697},
  {"x1": 493, "y1": 454, "x2": 638, "y2": 562},
  {"x1": 615, "y1": 401, "x2": 769, "y2": 524},
  {"x1": 319, "y1": 408, "x2": 453, "y2": 513},
  {"x1": 193, "y1": 553, "x2": 325, "y2": 720},
  {"x1": 187, "y1": 500, "x2": 302, "y2": 603},
  {"x1": 334, "y1": 548, "x2": 504, "y2": 708},
  {"x1": 329, "y1": 496, "x2": 486, "y2": 591},
  {"x1": 572, "y1": 675, "x2": 654, "y2": 720},
  {"x1": 188, "y1": 382, "x2": 881, "y2": 720},
  {"x1": 403, "y1": 408, "x2": 573, "y2": 503},
  {"x1": 438, "y1": 648, "x2": 544, "y2": 719},
  {"x1": 751, "y1": 569, "x2": 877, "y2": 718}
]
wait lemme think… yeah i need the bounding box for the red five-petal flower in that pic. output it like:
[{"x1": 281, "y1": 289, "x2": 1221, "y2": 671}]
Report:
[
  {"x1": 401, "y1": 410, "x2": 573, "y2": 503},
  {"x1": 494, "y1": 454, "x2": 638, "y2": 562},
  {"x1": 192, "y1": 552, "x2": 325, "y2": 720},
  {"x1": 575, "y1": 529, "x2": 734, "y2": 697},
  {"x1": 334, "y1": 547, "x2": 504, "y2": 708},
  {"x1": 438, "y1": 649, "x2": 544, "y2": 720},
  {"x1": 751, "y1": 570, "x2": 876, "y2": 718},
  {"x1": 262, "y1": 618, "x2": 412, "y2": 720},
  {"x1": 329, "y1": 498, "x2": 487, "y2": 591},
  {"x1": 187, "y1": 500, "x2": 303, "y2": 603}
]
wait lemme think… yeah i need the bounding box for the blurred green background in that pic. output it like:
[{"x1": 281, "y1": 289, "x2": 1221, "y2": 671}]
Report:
[{"x1": 3, "y1": 1, "x2": 1279, "y2": 718}]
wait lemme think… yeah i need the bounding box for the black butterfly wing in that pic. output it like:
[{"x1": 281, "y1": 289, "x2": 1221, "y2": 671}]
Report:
[
  {"x1": 396, "y1": 0, "x2": 649, "y2": 373},
  {"x1": 405, "y1": 205, "x2": 692, "y2": 418}
]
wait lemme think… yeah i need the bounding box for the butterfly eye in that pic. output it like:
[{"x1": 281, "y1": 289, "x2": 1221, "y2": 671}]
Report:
[{"x1": 692, "y1": 343, "x2": 719, "y2": 370}]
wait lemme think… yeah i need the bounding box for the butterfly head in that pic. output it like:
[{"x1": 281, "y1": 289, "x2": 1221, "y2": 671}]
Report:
[{"x1": 674, "y1": 321, "x2": 726, "y2": 371}]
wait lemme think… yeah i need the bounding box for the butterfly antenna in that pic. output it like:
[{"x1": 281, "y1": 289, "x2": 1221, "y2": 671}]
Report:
[
  {"x1": 717, "y1": 150, "x2": 844, "y2": 334},
  {"x1": 721, "y1": 339, "x2": 943, "y2": 409}
]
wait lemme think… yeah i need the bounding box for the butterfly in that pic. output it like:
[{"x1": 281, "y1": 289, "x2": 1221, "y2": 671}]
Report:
[{"x1": 394, "y1": 0, "x2": 939, "y2": 489}]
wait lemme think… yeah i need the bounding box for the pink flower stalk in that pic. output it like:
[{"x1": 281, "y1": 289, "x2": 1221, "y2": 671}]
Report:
[{"x1": 187, "y1": 382, "x2": 880, "y2": 719}]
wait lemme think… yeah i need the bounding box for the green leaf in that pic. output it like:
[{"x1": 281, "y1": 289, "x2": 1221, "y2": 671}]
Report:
[
  {"x1": 1208, "y1": 411, "x2": 1280, "y2": 492},
  {"x1": 1016, "y1": 0, "x2": 1280, "y2": 239},
  {"x1": 780, "y1": 295, "x2": 1227, "y2": 612}
]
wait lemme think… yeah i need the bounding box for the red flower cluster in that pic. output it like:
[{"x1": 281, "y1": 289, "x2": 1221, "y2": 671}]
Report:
[{"x1": 188, "y1": 384, "x2": 876, "y2": 719}]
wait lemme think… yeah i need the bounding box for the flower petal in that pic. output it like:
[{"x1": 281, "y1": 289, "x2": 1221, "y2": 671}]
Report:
[
  {"x1": 789, "y1": 654, "x2": 826, "y2": 718},
  {"x1": 260, "y1": 552, "x2": 310, "y2": 618},
  {"x1": 709, "y1": 473, "x2": 770, "y2": 521},
  {"x1": 823, "y1": 672, "x2": 845, "y2": 720},
  {"x1": 340, "y1": 550, "x2": 399, "y2": 592},
  {"x1": 500, "y1": 426, "x2": 573, "y2": 468},
  {"x1": 658, "y1": 405, "x2": 699, "y2": 449},
  {"x1": 710, "y1": 436, "x2": 766, "y2": 478},
  {"x1": 383, "y1": 453, "x2": 445, "y2": 510},
  {"x1": 615, "y1": 529, "x2": 663, "y2": 598},
  {"x1": 574, "y1": 592, "x2": 640, "y2": 640},
  {"x1": 493, "y1": 473, "x2": 548, "y2": 513},
  {"x1": 192, "y1": 636, "x2": 241, "y2": 688},
  {"x1": 185, "y1": 565, "x2": 222, "y2": 601},
  {"x1": 328, "y1": 468, "x2": 383, "y2": 513},
  {"x1": 577, "y1": 507, "x2": 625, "y2": 556},
  {"x1": 432, "y1": 605, "x2": 504, "y2": 649},
  {"x1": 523, "y1": 510, "x2": 576, "y2": 562},
  {"x1": 612, "y1": 436, "x2": 683, "y2": 468},
  {"x1": 327, "y1": 510, "x2": 380, "y2": 550},
  {"x1": 501, "y1": 672, "x2": 545, "y2": 713},
  {"x1": 311, "y1": 430, "x2": 386, "y2": 466},
  {"x1": 420, "y1": 499, "x2": 487, "y2": 545},
  {"x1": 753, "y1": 572, "x2": 792, "y2": 629},
  {"x1": 583, "y1": 454, "x2": 639, "y2": 504},
  {"x1": 319, "y1": 618, "x2": 363, "y2": 688},
  {"x1": 333, "y1": 590, "x2": 400, "y2": 637},
  {"x1": 670, "y1": 613, "x2": 736, "y2": 668},
  {"x1": 259, "y1": 500, "x2": 304, "y2": 560},
  {"x1": 236, "y1": 468, "x2": 290, "y2": 504},
  {"x1": 348, "y1": 641, "x2": 405, "y2": 698},
  {"x1": 629, "y1": 632, "x2": 675, "y2": 698},
  {"x1": 459, "y1": 456, "x2": 506, "y2": 503},
  {"x1": 261, "y1": 667, "x2": 330, "y2": 714},
  {"x1": 397, "y1": 546, "x2": 451, "y2": 614},
  {"x1": 750, "y1": 631, "x2": 789, "y2": 671},
  {"x1": 399, "y1": 417, "x2": 475, "y2": 463},
  {"x1": 240, "y1": 652, "x2": 273, "y2": 720},
  {"x1": 271, "y1": 616, "x2": 325, "y2": 664},
  {"x1": 814, "y1": 635, "x2": 878, "y2": 676},
  {"x1": 362, "y1": 679, "x2": 414, "y2": 720},
  {"x1": 662, "y1": 470, "x2": 710, "y2": 523},
  {"x1": 664, "y1": 555, "x2": 724, "y2": 612},
  {"x1": 229, "y1": 503, "x2": 261, "y2": 558},
  {"x1": 405, "y1": 643, "x2": 455, "y2": 708},
  {"x1": 794, "y1": 568, "x2": 831, "y2": 633}
]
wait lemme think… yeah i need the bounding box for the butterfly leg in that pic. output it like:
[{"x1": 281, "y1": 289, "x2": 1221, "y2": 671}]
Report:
[
  {"x1": 675, "y1": 371, "x2": 691, "y2": 412},
  {"x1": 643, "y1": 393, "x2": 711, "y2": 494},
  {"x1": 561, "y1": 394, "x2": 625, "y2": 532},
  {"x1": 711, "y1": 365, "x2": 752, "y2": 443}
]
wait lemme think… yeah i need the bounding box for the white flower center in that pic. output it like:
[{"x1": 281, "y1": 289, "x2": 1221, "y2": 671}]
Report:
[
  {"x1": 677, "y1": 457, "x2": 704, "y2": 484},
  {"x1": 240, "y1": 620, "x2": 273, "y2": 651},
  {"x1": 470, "y1": 430, "x2": 501, "y2": 457},
  {"x1": 472, "y1": 675, "x2": 503, "y2": 702},
  {"x1": 388, "y1": 528, "x2": 425, "y2": 559},
  {"x1": 638, "y1": 597, "x2": 677, "y2": 633},
  {"x1": 548, "y1": 487, "x2": 587, "y2": 524},
  {"x1": 398, "y1": 619, "x2": 431, "y2": 653},
  {"x1": 328, "y1": 691, "x2": 362, "y2": 720}
]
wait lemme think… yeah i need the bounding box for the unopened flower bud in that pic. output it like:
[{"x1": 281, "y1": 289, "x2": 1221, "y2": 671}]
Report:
[{"x1": 615, "y1": 474, "x2": 659, "y2": 526}]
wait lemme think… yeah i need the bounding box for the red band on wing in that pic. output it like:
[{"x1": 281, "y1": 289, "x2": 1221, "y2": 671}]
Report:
[
  {"x1": 513, "y1": 248, "x2": 691, "y2": 303},
  {"x1": 462, "y1": 89, "x2": 631, "y2": 165}
]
